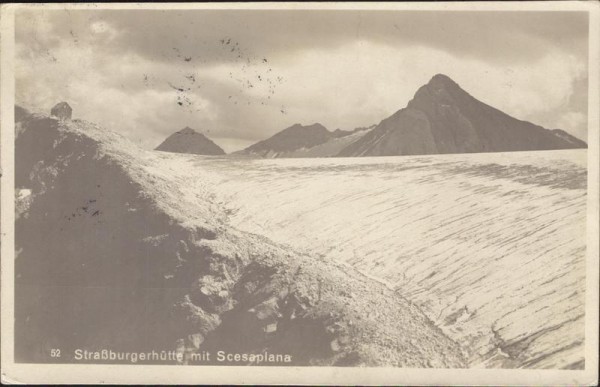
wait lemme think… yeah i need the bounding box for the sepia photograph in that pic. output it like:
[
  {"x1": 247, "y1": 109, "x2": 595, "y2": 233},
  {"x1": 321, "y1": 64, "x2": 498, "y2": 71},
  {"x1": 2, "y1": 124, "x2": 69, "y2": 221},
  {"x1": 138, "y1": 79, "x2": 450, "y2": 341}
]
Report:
[{"x1": 1, "y1": 2, "x2": 598, "y2": 385}]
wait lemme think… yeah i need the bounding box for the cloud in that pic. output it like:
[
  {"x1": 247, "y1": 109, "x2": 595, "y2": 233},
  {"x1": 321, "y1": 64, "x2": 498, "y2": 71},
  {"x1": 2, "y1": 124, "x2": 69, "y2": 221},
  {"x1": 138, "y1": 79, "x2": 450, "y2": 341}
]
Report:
[
  {"x1": 20, "y1": 9, "x2": 587, "y2": 66},
  {"x1": 15, "y1": 8, "x2": 589, "y2": 152}
]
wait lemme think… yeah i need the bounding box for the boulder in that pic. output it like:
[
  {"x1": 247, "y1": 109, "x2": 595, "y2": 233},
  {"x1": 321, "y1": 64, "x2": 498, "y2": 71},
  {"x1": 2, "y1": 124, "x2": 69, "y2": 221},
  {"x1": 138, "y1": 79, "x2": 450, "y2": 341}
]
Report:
[{"x1": 50, "y1": 102, "x2": 72, "y2": 120}]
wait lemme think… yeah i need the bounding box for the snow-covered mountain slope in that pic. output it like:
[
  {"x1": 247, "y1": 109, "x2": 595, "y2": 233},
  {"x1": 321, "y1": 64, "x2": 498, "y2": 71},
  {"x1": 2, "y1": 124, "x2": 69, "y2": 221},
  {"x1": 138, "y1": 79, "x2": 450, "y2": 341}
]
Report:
[
  {"x1": 15, "y1": 106, "x2": 465, "y2": 367},
  {"x1": 186, "y1": 149, "x2": 587, "y2": 369}
]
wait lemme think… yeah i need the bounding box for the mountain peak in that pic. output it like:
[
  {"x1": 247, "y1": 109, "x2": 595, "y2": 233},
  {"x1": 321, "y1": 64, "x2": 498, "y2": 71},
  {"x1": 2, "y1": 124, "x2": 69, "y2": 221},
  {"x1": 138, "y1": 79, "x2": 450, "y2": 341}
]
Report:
[
  {"x1": 340, "y1": 74, "x2": 586, "y2": 157},
  {"x1": 407, "y1": 73, "x2": 467, "y2": 110},
  {"x1": 242, "y1": 122, "x2": 332, "y2": 156},
  {"x1": 178, "y1": 127, "x2": 197, "y2": 135},
  {"x1": 426, "y1": 73, "x2": 461, "y2": 91},
  {"x1": 430, "y1": 73, "x2": 454, "y2": 83},
  {"x1": 155, "y1": 127, "x2": 225, "y2": 155},
  {"x1": 289, "y1": 122, "x2": 327, "y2": 131}
]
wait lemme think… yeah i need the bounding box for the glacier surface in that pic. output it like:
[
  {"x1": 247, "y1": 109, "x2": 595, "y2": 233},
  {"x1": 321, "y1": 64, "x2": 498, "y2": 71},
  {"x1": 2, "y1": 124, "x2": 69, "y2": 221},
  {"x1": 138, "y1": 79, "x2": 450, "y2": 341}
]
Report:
[{"x1": 167, "y1": 149, "x2": 587, "y2": 369}]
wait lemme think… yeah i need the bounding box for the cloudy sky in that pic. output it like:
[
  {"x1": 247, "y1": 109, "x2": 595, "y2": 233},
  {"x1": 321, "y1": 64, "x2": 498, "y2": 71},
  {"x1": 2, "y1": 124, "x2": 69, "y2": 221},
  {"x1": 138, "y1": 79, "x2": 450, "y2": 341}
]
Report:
[{"x1": 16, "y1": 8, "x2": 589, "y2": 152}]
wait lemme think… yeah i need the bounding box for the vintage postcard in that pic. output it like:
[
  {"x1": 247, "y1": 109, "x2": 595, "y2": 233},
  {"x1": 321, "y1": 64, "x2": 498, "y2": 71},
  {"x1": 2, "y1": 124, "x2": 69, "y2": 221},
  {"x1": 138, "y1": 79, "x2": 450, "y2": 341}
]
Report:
[{"x1": 1, "y1": 2, "x2": 598, "y2": 385}]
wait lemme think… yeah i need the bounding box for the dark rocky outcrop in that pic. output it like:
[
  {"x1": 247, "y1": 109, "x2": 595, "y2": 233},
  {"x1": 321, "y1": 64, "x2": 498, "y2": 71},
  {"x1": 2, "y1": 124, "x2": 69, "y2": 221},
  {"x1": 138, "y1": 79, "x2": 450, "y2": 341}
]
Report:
[
  {"x1": 155, "y1": 127, "x2": 225, "y2": 155},
  {"x1": 339, "y1": 74, "x2": 587, "y2": 157},
  {"x1": 50, "y1": 102, "x2": 72, "y2": 121}
]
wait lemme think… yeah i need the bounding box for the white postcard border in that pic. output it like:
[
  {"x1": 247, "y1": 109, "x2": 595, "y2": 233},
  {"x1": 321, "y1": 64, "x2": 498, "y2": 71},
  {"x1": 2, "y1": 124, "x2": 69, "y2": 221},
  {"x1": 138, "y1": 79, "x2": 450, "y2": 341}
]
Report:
[{"x1": 1, "y1": 2, "x2": 598, "y2": 385}]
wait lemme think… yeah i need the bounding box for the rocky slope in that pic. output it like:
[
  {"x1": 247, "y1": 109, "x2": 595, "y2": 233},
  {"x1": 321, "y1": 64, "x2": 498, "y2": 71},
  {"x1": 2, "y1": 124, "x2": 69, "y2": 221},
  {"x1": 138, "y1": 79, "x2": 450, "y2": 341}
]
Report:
[
  {"x1": 155, "y1": 127, "x2": 225, "y2": 155},
  {"x1": 338, "y1": 74, "x2": 587, "y2": 156},
  {"x1": 237, "y1": 124, "x2": 371, "y2": 158},
  {"x1": 14, "y1": 106, "x2": 465, "y2": 367}
]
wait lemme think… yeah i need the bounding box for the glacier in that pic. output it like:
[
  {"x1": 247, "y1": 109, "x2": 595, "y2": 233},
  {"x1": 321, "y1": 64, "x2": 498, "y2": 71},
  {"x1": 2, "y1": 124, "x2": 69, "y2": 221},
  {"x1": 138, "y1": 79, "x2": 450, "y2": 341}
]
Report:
[{"x1": 168, "y1": 149, "x2": 587, "y2": 369}]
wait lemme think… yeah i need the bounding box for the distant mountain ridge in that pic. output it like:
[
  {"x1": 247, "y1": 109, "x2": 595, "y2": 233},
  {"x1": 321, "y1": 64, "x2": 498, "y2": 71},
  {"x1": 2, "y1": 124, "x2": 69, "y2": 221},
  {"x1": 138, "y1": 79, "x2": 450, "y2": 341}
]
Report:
[
  {"x1": 159, "y1": 74, "x2": 586, "y2": 158},
  {"x1": 156, "y1": 127, "x2": 225, "y2": 155},
  {"x1": 338, "y1": 74, "x2": 586, "y2": 157},
  {"x1": 241, "y1": 123, "x2": 331, "y2": 157},
  {"x1": 236, "y1": 123, "x2": 373, "y2": 158}
]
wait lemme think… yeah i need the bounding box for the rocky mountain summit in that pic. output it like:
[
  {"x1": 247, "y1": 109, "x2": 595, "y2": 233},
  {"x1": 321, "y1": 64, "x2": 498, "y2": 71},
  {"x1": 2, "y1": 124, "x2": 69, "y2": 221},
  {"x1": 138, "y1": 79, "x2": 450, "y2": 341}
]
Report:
[
  {"x1": 156, "y1": 127, "x2": 225, "y2": 155},
  {"x1": 338, "y1": 74, "x2": 587, "y2": 156}
]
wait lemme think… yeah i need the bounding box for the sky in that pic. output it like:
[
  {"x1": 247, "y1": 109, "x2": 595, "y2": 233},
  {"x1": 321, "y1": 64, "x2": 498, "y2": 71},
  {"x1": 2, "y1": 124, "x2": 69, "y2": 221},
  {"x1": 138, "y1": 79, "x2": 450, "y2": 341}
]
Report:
[{"x1": 16, "y1": 8, "x2": 589, "y2": 152}]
